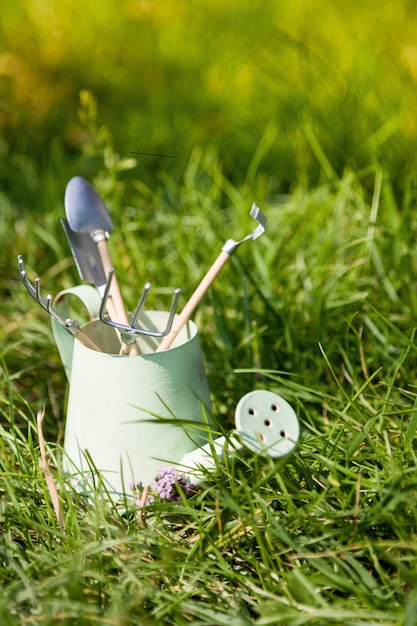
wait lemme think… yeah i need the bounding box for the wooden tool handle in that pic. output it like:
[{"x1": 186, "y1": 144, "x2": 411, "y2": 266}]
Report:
[
  {"x1": 74, "y1": 328, "x2": 102, "y2": 352},
  {"x1": 157, "y1": 250, "x2": 231, "y2": 352},
  {"x1": 64, "y1": 320, "x2": 102, "y2": 352}
]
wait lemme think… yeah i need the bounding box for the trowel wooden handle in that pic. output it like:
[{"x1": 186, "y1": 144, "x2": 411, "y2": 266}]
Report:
[{"x1": 157, "y1": 250, "x2": 231, "y2": 352}]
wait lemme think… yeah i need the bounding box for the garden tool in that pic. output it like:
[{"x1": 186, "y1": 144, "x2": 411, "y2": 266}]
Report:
[
  {"x1": 64, "y1": 176, "x2": 138, "y2": 355},
  {"x1": 17, "y1": 255, "x2": 101, "y2": 352},
  {"x1": 61, "y1": 217, "x2": 107, "y2": 296},
  {"x1": 61, "y1": 217, "x2": 124, "y2": 347},
  {"x1": 156, "y1": 203, "x2": 267, "y2": 352},
  {"x1": 98, "y1": 269, "x2": 182, "y2": 347}
]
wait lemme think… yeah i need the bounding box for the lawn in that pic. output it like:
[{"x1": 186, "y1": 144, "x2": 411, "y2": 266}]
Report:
[{"x1": 1, "y1": 1, "x2": 417, "y2": 624}]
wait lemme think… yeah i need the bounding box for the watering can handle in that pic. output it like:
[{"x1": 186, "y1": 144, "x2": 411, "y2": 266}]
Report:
[{"x1": 51, "y1": 285, "x2": 102, "y2": 381}]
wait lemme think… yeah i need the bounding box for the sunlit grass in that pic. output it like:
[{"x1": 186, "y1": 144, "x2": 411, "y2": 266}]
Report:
[{"x1": 1, "y1": 116, "x2": 417, "y2": 622}]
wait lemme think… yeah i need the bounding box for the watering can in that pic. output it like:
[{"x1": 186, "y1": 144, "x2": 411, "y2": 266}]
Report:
[
  {"x1": 51, "y1": 284, "x2": 213, "y2": 499},
  {"x1": 51, "y1": 285, "x2": 300, "y2": 500}
]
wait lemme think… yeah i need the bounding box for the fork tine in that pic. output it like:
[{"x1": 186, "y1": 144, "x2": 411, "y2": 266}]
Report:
[
  {"x1": 130, "y1": 287, "x2": 181, "y2": 337},
  {"x1": 18, "y1": 254, "x2": 65, "y2": 324},
  {"x1": 35, "y1": 277, "x2": 47, "y2": 309},
  {"x1": 17, "y1": 254, "x2": 102, "y2": 352},
  {"x1": 162, "y1": 288, "x2": 182, "y2": 335},
  {"x1": 17, "y1": 254, "x2": 25, "y2": 276},
  {"x1": 98, "y1": 269, "x2": 182, "y2": 339},
  {"x1": 124, "y1": 286, "x2": 181, "y2": 337},
  {"x1": 18, "y1": 256, "x2": 36, "y2": 301},
  {"x1": 21, "y1": 270, "x2": 35, "y2": 299},
  {"x1": 98, "y1": 268, "x2": 114, "y2": 323},
  {"x1": 130, "y1": 283, "x2": 151, "y2": 328},
  {"x1": 45, "y1": 293, "x2": 67, "y2": 325}
]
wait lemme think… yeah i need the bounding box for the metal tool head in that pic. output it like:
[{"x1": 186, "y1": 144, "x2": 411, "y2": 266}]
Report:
[
  {"x1": 17, "y1": 255, "x2": 80, "y2": 333},
  {"x1": 64, "y1": 176, "x2": 114, "y2": 234},
  {"x1": 247, "y1": 203, "x2": 267, "y2": 241},
  {"x1": 222, "y1": 203, "x2": 267, "y2": 255},
  {"x1": 99, "y1": 269, "x2": 182, "y2": 343},
  {"x1": 61, "y1": 218, "x2": 106, "y2": 290}
]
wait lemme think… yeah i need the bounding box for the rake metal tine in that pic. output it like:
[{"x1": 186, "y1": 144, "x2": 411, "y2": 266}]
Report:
[
  {"x1": 34, "y1": 277, "x2": 42, "y2": 304},
  {"x1": 33, "y1": 277, "x2": 65, "y2": 326},
  {"x1": 98, "y1": 269, "x2": 140, "y2": 342},
  {"x1": 17, "y1": 253, "x2": 25, "y2": 278},
  {"x1": 153, "y1": 288, "x2": 182, "y2": 337},
  {"x1": 130, "y1": 282, "x2": 152, "y2": 328},
  {"x1": 19, "y1": 255, "x2": 68, "y2": 325},
  {"x1": 19, "y1": 257, "x2": 44, "y2": 307},
  {"x1": 124, "y1": 286, "x2": 181, "y2": 338},
  {"x1": 21, "y1": 271, "x2": 36, "y2": 300},
  {"x1": 18, "y1": 256, "x2": 36, "y2": 301},
  {"x1": 19, "y1": 257, "x2": 50, "y2": 312},
  {"x1": 17, "y1": 254, "x2": 101, "y2": 352},
  {"x1": 35, "y1": 277, "x2": 50, "y2": 312},
  {"x1": 98, "y1": 268, "x2": 115, "y2": 324},
  {"x1": 45, "y1": 292, "x2": 66, "y2": 325},
  {"x1": 122, "y1": 283, "x2": 181, "y2": 340},
  {"x1": 98, "y1": 269, "x2": 140, "y2": 351},
  {"x1": 98, "y1": 268, "x2": 182, "y2": 339}
]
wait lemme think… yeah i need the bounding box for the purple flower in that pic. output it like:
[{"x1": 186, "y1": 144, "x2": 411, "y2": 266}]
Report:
[
  {"x1": 151, "y1": 466, "x2": 194, "y2": 502},
  {"x1": 131, "y1": 467, "x2": 195, "y2": 506}
]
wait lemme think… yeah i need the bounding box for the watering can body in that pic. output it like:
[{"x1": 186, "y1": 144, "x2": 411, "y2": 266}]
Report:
[{"x1": 52, "y1": 286, "x2": 212, "y2": 499}]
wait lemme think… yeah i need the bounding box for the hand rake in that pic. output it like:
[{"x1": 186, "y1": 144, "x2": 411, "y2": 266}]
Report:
[
  {"x1": 17, "y1": 255, "x2": 101, "y2": 352},
  {"x1": 98, "y1": 269, "x2": 182, "y2": 353}
]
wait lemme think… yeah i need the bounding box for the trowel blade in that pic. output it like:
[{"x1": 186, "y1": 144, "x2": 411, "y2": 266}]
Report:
[
  {"x1": 61, "y1": 218, "x2": 106, "y2": 290},
  {"x1": 65, "y1": 176, "x2": 114, "y2": 234}
]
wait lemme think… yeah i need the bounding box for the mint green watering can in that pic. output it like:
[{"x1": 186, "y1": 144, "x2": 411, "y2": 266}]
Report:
[{"x1": 51, "y1": 285, "x2": 213, "y2": 500}]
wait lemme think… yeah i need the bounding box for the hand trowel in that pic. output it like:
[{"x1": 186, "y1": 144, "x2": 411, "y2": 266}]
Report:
[{"x1": 61, "y1": 218, "x2": 118, "y2": 321}]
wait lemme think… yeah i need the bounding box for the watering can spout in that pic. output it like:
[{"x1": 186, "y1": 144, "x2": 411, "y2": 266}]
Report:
[{"x1": 177, "y1": 390, "x2": 300, "y2": 485}]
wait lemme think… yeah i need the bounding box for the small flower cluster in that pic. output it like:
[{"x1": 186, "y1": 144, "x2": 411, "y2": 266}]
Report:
[
  {"x1": 152, "y1": 466, "x2": 194, "y2": 502},
  {"x1": 131, "y1": 467, "x2": 194, "y2": 506}
]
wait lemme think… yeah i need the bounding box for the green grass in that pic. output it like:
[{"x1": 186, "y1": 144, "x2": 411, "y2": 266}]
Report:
[
  {"x1": 2, "y1": 114, "x2": 417, "y2": 623},
  {"x1": 2, "y1": 2, "x2": 417, "y2": 623}
]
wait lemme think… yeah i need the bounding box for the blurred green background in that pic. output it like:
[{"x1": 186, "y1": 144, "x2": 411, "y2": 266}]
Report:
[
  {"x1": 1, "y1": 0, "x2": 417, "y2": 199},
  {"x1": 2, "y1": 0, "x2": 417, "y2": 418}
]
